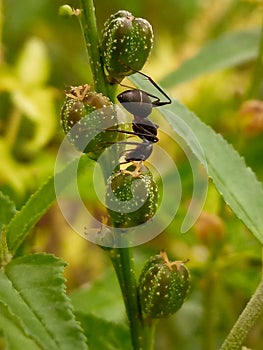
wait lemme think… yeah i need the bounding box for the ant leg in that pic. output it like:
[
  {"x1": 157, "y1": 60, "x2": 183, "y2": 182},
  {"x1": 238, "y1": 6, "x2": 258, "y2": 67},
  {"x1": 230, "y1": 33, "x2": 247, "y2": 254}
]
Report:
[
  {"x1": 113, "y1": 60, "x2": 171, "y2": 106},
  {"x1": 104, "y1": 128, "x2": 159, "y2": 143},
  {"x1": 77, "y1": 126, "x2": 155, "y2": 141},
  {"x1": 137, "y1": 71, "x2": 171, "y2": 106},
  {"x1": 119, "y1": 81, "x2": 166, "y2": 107},
  {"x1": 120, "y1": 161, "x2": 144, "y2": 178}
]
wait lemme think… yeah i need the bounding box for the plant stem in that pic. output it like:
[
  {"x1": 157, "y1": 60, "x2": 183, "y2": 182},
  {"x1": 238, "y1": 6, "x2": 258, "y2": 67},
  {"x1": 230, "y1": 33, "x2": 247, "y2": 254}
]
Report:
[
  {"x1": 79, "y1": 0, "x2": 114, "y2": 99},
  {"x1": 202, "y1": 272, "x2": 218, "y2": 350},
  {"x1": 78, "y1": 2, "x2": 154, "y2": 349},
  {"x1": 81, "y1": 0, "x2": 146, "y2": 350},
  {"x1": 220, "y1": 274, "x2": 263, "y2": 350},
  {"x1": 142, "y1": 319, "x2": 157, "y2": 350},
  {"x1": 110, "y1": 247, "x2": 144, "y2": 349}
]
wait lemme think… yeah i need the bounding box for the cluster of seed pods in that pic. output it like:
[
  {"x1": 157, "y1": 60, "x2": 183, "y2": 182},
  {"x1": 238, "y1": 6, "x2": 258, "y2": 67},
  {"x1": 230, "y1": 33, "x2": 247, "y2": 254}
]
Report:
[{"x1": 60, "y1": 9, "x2": 190, "y2": 319}]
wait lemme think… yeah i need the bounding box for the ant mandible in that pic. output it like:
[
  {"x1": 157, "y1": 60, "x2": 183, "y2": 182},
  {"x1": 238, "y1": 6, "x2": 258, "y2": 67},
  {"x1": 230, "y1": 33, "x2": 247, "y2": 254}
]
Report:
[{"x1": 116, "y1": 71, "x2": 171, "y2": 164}]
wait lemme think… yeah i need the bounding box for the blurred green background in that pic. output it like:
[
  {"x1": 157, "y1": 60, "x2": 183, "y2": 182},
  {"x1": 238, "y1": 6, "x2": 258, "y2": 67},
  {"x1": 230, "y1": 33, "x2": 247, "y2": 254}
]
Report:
[{"x1": 0, "y1": 0, "x2": 263, "y2": 349}]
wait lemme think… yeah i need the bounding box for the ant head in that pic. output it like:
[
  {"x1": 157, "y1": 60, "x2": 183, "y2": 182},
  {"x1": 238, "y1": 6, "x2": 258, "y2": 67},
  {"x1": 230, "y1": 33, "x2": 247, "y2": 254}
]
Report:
[{"x1": 117, "y1": 89, "x2": 153, "y2": 118}]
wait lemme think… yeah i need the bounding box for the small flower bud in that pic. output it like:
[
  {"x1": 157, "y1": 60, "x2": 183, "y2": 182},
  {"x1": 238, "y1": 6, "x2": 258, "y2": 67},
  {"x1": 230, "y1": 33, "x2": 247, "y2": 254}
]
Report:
[{"x1": 238, "y1": 99, "x2": 263, "y2": 137}]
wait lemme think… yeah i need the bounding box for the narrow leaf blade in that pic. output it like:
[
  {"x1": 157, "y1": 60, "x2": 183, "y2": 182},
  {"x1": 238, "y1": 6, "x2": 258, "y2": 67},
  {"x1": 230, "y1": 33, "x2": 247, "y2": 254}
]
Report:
[
  {"x1": 160, "y1": 28, "x2": 261, "y2": 87},
  {"x1": 163, "y1": 101, "x2": 263, "y2": 242},
  {"x1": 6, "y1": 156, "x2": 91, "y2": 254},
  {"x1": 0, "y1": 192, "x2": 17, "y2": 232},
  {"x1": 131, "y1": 75, "x2": 263, "y2": 243}
]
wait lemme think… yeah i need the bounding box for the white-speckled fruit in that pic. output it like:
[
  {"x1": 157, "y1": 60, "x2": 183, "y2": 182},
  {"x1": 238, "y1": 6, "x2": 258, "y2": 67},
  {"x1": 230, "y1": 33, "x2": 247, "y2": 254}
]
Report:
[
  {"x1": 61, "y1": 84, "x2": 119, "y2": 160},
  {"x1": 105, "y1": 164, "x2": 158, "y2": 228},
  {"x1": 138, "y1": 251, "x2": 190, "y2": 318},
  {"x1": 101, "y1": 10, "x2": 153, "y2": 83}
]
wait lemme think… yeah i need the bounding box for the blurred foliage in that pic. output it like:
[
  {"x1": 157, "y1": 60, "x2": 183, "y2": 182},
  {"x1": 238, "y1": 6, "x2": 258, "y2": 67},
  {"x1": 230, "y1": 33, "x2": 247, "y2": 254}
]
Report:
[{"x1": 0, "y1": 0, "x2": 263, "y2": 349}]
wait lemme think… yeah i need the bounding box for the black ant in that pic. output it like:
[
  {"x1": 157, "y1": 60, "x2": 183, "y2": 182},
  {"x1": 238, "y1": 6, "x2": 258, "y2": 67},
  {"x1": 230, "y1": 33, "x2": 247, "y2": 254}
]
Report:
[
  {"x1": 64, "y1": 73, "x2": 171, "y2": 174},
  {"x1": 115, "y1": 71, "x2": 171, "y2": 165}
]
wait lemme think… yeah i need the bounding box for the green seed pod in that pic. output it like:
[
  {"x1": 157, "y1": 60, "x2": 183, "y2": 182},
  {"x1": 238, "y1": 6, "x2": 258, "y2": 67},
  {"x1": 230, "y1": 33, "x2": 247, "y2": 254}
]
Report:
[
  {"x1": 61, "y1": 84, "x2": 119, "y2": 160},
  {"x1": 138, "y1": 251, "x2": 190, "y2": 319},
  {"x1": 105, "y1": 164, "x2": 158, "y2": 228},
  {"x1": 101, "y1": 10, "x2": 154, "y2": 83}
]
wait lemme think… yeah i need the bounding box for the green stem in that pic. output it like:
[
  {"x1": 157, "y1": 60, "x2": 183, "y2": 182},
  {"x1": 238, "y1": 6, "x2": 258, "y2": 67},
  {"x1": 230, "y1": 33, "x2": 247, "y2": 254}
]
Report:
[
  {"x1": 142, "y1": 319, "x2": 157, "y2": 350},
  {"x1": 109, "y1": 245, "x2": 156, "y2": 350},
  {"x1": 220, "y1": 274, "x2": 263, "y2": 350},
  {"x1": 79, "y1": 0, "x2": 113, "y2": 99},
  {"x1": 201, "y1": 246, "x2": 223, "y2": 350},
  {"x1": 109, "y1": 247, "x2": 144, "y2": 350},
  {"x1": 78, "y1": 2, "x2": 151, "y2": 349},
  {"x1": 202, "y1": 271, "x2": 218, "y2": 350}
]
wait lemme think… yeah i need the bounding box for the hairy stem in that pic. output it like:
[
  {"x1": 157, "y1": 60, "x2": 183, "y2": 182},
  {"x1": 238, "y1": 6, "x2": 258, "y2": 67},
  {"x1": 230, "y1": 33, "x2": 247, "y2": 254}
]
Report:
[{"x1": 220, "y1": 274, "x2": 263, "y2": 350}]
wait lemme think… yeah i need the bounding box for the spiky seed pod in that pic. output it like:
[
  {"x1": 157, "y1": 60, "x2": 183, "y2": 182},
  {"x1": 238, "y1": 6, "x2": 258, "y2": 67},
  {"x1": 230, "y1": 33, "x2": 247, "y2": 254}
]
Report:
[
  {"x1": 105, "y1": 164, "x2": 158, "y2": 228},
  {"x1": 101, "y1": 10, "x2": 154, "y2": 83},
  {"x1": 138, "y1": 251, "x2": 190, "y2": 319},
  {"x1": 61, "y1": 84, "x2": 119, "y2": 160}
]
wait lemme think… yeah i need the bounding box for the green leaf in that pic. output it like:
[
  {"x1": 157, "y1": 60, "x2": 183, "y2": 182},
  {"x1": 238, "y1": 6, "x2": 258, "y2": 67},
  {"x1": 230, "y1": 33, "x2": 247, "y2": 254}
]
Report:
[
  {"x1": 0, "y1": 192, "x2": 17, "y2": 232},
  {"x1": 164, "y1": 102, "x2": 263, "y2": 242},
  {"x1": 131, "y1": 75, "x2": 263, "y2": 244},
  {"x1": 6, "y1": 156, "x2": 92, "y2": 254},
  {"x1": 160, "y1": 28, "x2": 261, "y2": 87},
  {"x1": 0, "y1": 253, "x2": 87, "y2": 350},
  {"x1": 70, "y1": 269, "x2": 125, "y2": 322},
  {"x1": 76, "y1": 312, "x2": 132, "y2": 350}
]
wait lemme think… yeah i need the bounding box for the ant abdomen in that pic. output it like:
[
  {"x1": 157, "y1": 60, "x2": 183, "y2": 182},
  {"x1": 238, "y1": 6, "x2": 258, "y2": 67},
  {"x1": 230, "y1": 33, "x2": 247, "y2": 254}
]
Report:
[{"x1": 117, "y1": 89, "x2": 153, "y2": 118}]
